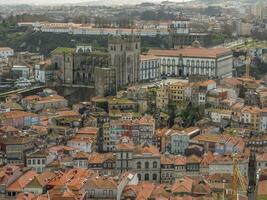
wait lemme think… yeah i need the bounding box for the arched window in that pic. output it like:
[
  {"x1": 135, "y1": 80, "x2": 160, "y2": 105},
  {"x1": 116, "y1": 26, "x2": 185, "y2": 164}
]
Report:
[
  {"x1": 186, "y1": 60, "x2": 190, "y2": 66},
  {"x1": 196, "y1": 60, "x2": 200, "y2": 67},
  {"x1": 206, "y1": 61, "x2": 209, "y2": 67},
  {"x1": 137, "y1": 174, "x2": 141, "y2": 181},
  {"x1": 166, "y1": 173, "x2": 169, "y2": 178},
  {"x1": 163, "y1": 59, "x2": 166, "y2": 65},
  {"x1": 167, "y1": 59, "x2": 171, "y2": 66},
  {"x1": 137, "y1": 161, "x2": 141, "y2": 169},
  {"x1": 179, "y1": 58, "x2": 183, "y2": 66},
  {"x1": 191, "y1": 60, "x2": 195, "y2": 67},
  {"x1": 201, "y1": 61, "x2": 204, "y2": 67},
  {"x1": 145, "y1": 161, "x2": 149, "y2": 169},
  {"x1": 153, "y1": 161, "x2": 157, "y2": 169},
  {"x1": 172, "y1": 59, "x2": 175, "y2": 66},
  {"x1": 211, "y1": 61, "x2": 215, "y2": 68},
  {"x1": 153, "y1": 173, "x2": 157, "y2": 181},
  {"x1": 145, "y1": 174, "x2": 149, "y2": 181}
]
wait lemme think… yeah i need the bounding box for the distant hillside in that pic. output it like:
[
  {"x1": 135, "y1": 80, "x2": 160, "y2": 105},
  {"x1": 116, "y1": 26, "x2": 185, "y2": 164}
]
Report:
[
  {"x1": 5, "y1": 32, "x2": 109, "y2": 56},
  {"x1": 3, "y1": 31, "x2": 167, "y2": 56}
]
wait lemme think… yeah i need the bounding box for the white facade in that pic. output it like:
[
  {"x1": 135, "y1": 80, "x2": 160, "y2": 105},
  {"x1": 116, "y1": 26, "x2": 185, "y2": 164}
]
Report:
[
  {"x1": 67, "y1": 139, "x2": 93, "y2": 153},
  {"x1": 35, "y1": 65, "x2": 46, "y2": 83},
  {"x1": 27, "y1": 153, "x2": 54, "y2": 173},
  {"x1": 139, "y1": 55, "x2": 160, "y2": 81},
  {"x1": 260, "y1": 112, "x2": 267, "y2": 132},
  {"x1": 148, "y1": 48, "x2": 233, "y2": 79},
  {"x1": 171, "y1": 20, "x2": 190, "y2": 34},
  {"x1": 240, "y1": 112, "x2": 251, "y2": 124},
  {"x1": 209, "y1": 160, "x2": 248, "y2": 176},
  {"x1": 210, "y1": 109, "x2": 232, "y2": 123},
  {"x1": 0, "y1": 47, "x2": 14, "y2": 58},
  {"x1": 36, "y1": 23, "x2": 169, "y2": 36},
  {"x1": 11, "y1": 65, "x2": 31, "y2": 78}
]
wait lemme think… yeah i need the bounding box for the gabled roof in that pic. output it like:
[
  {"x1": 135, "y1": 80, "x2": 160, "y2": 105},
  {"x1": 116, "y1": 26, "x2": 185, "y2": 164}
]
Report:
[
  {"x1": 26, "y1": 171, "x2": 56, "y2": 189},
  {"x1": 48, "y1": 185, "x2": 80, "y2": 200},
  {"x1": 134, "y1": 142, "x2": 160, "y2": 156},
  {"x1": 76, "y1": 127, "x2": 99, "y2": 135},
  {"x1": 186, "y1": 155, "x2": 201, "y2": 164},
  {"x1": 73, "y1": 151, "x2": 90, "y2": 159},
  {"x1": 174, "y1": 155, "x2": 186, "y2": 166},
  {"x1": 172, "y1": 177, "x2": 193, "y2": 194},
  {"x1": 6, "y1": 170, "x2": 37, "y2": 192},
  {"x1": 161, "y1": 155, "x2": 173, "y2": 165},
  {"x1": 16, "y1": 192, "x2": 36, "y2": 200},
  {"x1": 84, "y1": 176, "x2": 117, "y2": 189},
  {"x1": 192, "y1": 179, "x2": 211, "y2": 195}
]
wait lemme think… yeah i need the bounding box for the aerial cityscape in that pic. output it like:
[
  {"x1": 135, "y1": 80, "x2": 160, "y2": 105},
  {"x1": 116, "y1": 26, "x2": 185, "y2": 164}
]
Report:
[{"x1": 0, "y1": 0, "x2": 266, "y2": 199}]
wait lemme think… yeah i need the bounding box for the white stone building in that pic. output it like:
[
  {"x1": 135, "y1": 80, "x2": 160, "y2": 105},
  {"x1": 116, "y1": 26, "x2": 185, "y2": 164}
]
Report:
[
  {"x1": 139, "y1": 54, "x2": 160, "y2": 81},
  {"x1": 148, "y1": 47, "x2": 233, "y2": 79},
  {"x1": 0, "y1": 47, "x2": 14, "y2": 58}
]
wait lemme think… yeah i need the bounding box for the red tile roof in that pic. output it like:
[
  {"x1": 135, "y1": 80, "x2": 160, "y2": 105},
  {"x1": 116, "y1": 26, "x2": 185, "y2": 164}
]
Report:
[
  {"x1": 148, "y1": 47, "x2": 231, "y2": 59},
  {"x1": 6, "y1": 170, "x2": 37, "y2": 192},
  {"x1": 172, "y1": 177, "x2": 193, "y2": 194}
]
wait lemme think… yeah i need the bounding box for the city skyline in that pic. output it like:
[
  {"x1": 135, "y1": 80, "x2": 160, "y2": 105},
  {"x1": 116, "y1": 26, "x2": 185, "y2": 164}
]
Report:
[{"x1": 0, "y1": 0, "x2": 191, "y2": 5}]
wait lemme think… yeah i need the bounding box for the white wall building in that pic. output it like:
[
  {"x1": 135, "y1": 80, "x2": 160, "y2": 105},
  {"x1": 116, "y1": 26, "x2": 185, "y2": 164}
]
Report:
[
  {"x1": 209, "y1": 159, "x2": 248, "y2": 176},
  {"x1": 139, "y1": 55, "x2": 160, "y2": 81},
  {"x1": 209, "y1": 109, "x2": 232, "y2": 123},
  {"x1": 0, "y1": 47, "x2": 14, "y2": 58},
  {"x1": 260, "y1": 110, "x2": 267, "y2": 132},
  {"x1": 11, "y1": 65, "x2": 31, "y2": 78},
  {"x1": 67, "y1": 138, "x2": 93, "y2": 153},
  {"x1": 35, "y1": 64, "x2": 46, "y2": 83},
  {"x1": 148, "y1": 47, "x2": 233, "y2": 79}
]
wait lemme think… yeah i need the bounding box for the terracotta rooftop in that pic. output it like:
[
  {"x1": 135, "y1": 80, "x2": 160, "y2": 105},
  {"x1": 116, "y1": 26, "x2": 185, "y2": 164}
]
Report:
[
  {"x1": 122, "y1": 182, "x2": 155, "y2": 200},
  {"x1": 161, "y1": 155, "x2": 173, "y2": 165},
  {"x1": 6, "y1": 170, "x2": 37, "y2": 192},
  {"x1": 85, "y1": 175, "x2": 117, "y2": 189},
  {"x1": 148, "y1": 47, "x2": 231, "y2": 59},
  {"x1": 0, "y1": 111, "x2": 37, "y2": 119},
  {"x1": 257, "y1": 180, "x2": 267, "y2": 197},
  {"x1": 140, "y1": 54, "x2": 159, "y2": 61},
  {"x1": 174, "y1": 155, "x2": 186, "y2": 166},
  {"x1": 192, "y1": 134, "x2": 220, "y2": 143},
  {"x1": 134, "y1": 142, "x2": 160, "y2": 156},
  {"x1": 88, "y1": 153, "x2": 115, "y2": 164},
  {"x1": 56, "y1": 110, "x2": 80, "y2": 118},
  {"x1": 77, "y1": 127, "x2": 99, "y2": 135},
  {"x1": 172, "y1": 177, "x2": 193, "y2": 194},
  {"x1": 116, "y1": 142, "x2": 134, "y2": 151},
  {"x1": 241, "y1": 106, "x2": 261, "y2": 114},
  {"x1": 16, "y1": 192, "x2": 36, "y2": 200},
  {"x1": 186, "y1": 154, "x2": 201, "y2": 163}
]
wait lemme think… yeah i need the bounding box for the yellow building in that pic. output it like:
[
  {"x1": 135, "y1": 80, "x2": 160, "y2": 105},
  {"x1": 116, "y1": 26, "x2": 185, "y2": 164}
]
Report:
[
  {"x1": 259, "y1": 90, "x2": 267, "y2": 108},
  {"x1": 169, "y1": 82, "x2": 187, "y2": 108},
  {"x1": 241, "y1": 106, "x2": 261, "y2": 130},
  {"x1": 156, "y1": 84, "x2": 170, "y2": 110}
]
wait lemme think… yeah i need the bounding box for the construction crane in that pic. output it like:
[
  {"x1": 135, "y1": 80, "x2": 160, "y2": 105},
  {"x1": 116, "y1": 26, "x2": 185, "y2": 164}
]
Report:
[{"x1": 232, "y1": 155, "x2": 247, "y2": 200}]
